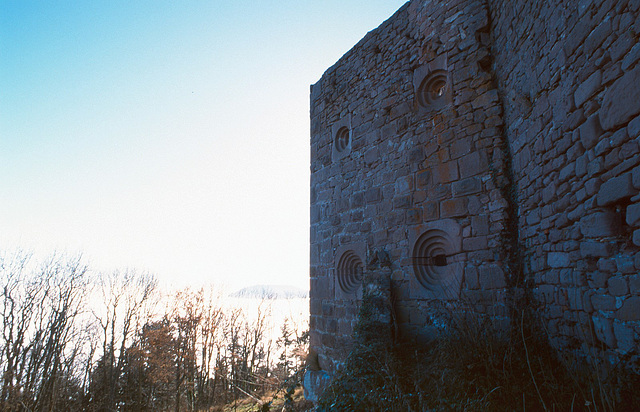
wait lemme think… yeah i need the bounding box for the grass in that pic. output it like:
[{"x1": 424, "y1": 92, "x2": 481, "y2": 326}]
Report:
[
  {"x1": 215, "y1": 385, "x2": 314, "y2": 412},
  {"x1": 317, "y1": 303, "x2": 640, "y2": 411}
]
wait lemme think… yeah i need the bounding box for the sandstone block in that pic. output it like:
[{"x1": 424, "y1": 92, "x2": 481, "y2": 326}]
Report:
[
  {"x1": 364, "y1": 147, "x2": 380, "y2": 165},
  {"x1": 471, "y1": 89, "x2": 499, "y2": 109},
  {"x1": 452, "y1": 177, "x2": 482, "y2": 196},
  {"x1": 633, "y1": 165, "x2": 640, "y2": 189},
  {"x1": 432, "y1": 161, "x2": 459, "y2": 184},
  {"x1": 597, "y1": 258, "x2": 618, "y2": 273},
  {"x1": 548, "y1": 252, "x2": 570, "y2": 268},
  {"x1": 579, "y1": 211, "x2": 620, "y2": 237},
  {"x1": 597, "y1": 172, "x2": 635, "y2": 206},
  {"x1": 585, "y1": 18, "x2": 612, "y2": 55},
  {"x1": 365, "y1": 187, "x2": 382, "y2": 203},
  {"x1": 626, "y1": 203, "x2": 640, "y2": 226},
  {"x1": 525, "y1": 208, "x2": 541, "y2": 225},
  {"x1": 616, "y1": 296, "x2": 640, "y2": 321},
  {"x1": 574, "y1": 70, "x2": 602, "y2": 108},
  {"x1": 568, "y1": 203, "x2": 585, "y2": 222},
  {"x1": 610, "y1": 31, "x2": 635, "y2": 62},
  {"x1": 634, "y1": 229, "x2": 640, "y2": 247},
  {"x1": 629, "y1": 116, "x2": 640, "y2": 140},
  {"x1": 542, "y1": 182, "x2": 558, "y2": 204},
  {"x1": 575, "y1": 154, "x2": 588, "y2": 177},
  {"x1": 459, "y1": 151, "x2": 486, "y2": 178},
  {"x1": 608, "y1": 276, "x2": 629, "y2": 296},
  {"x1": 467, "y1": 195, "x2": 482, "y2": 214},
  {"x1": 600, "y1": 64, "x2": 640, "y2": 130},
  {"x1": 423, "y1": 201, "x2": 439, "y2": 221},
  {"x1": 441, "y1": 198, "x2": 467, "y2": 218},
  {"x1": 621, "y1": 42, "x2": 640, "y2": 71},
  {"x1": 416, "y1": 169, "x2": 432, "y2": 188},
  {"x1": 395, "y1": 175, "x2": 413, "y2": 194},
  {"x1": 471, "y1": 215, "x2": 489, "y2": 236},
  {"x1": 351, "y1": 191, "x2": 364, "y2": 208},
  {"x1": 391, "y1": 195, "x2": 409, "y2": 211},
  {"x1": 463, "y1": 236, "x2": 488, "y2": 251},
  {"x1": 580, "y1": 241, "x2": 612, "y2": 258},
  {"x1": 390, "y1": 102, "x2": 411, "y2": 119},
  {"x1": 406, "y1": 208, "x2": 422, "y2": 224},
  {"x1": 587, "y1": 271, "x2": 609, "y2": 289},
  {"x1": 591, "y1": 294, "x2": 616, "y2": 311},
  {"x1": 408, "y1": 147, "x2": 425, "y2": 163},
  {"x1": 559, "y1": 162, "x2": 575, "y2": 181},
  {"x1": 579, "y1": 114, "x2": 603, "y2": 150},
  {"x1": 451, "y1": 138, "x2": 471, "y2": 158}
]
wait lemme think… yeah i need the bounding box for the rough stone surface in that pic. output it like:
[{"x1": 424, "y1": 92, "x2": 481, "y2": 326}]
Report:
[
  {"x1": 627, "y1": 203, "x2": 640, "y2": 227},
  {"x1": 617, "y1": 297, "x2": 640, "y2": 321},
  {"x1": 548, "y1": 252, "x2": 570, "y2": 268},
  {"x1": 579, "y1": 115, "x2": 603, "y2": 150},
  {"x1": 597, "y1": 173, "x2": 635, "y2": 206},
  {"x1": 580, "y1": 241, "x2": 612, "y2": 258},
  {"x1": 308, "y1": 0, "x2": 640, "y2": 398},
  {"x1": 303, "y1": 369, "x2": 331, "y2": 403},
  {"x1": 574, "y1": 70, "x2": 602, "y2": 108},
  {"x1": 600, "y1": 64, "x2": 640, "y2": 130},
  {"x1": 579, "y1": 211, "x2": 620, "y2": 237}
]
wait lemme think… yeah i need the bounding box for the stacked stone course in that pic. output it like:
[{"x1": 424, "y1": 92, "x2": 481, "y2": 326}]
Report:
[
  {"x1": 489, "y1": 0, "x2": 640, "y2": 357},
  {"x1": 306, "y1": 0, "x2": 640, "y2": 400}
]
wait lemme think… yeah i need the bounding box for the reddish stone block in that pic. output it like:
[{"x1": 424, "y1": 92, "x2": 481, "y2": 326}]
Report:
[
  {"x1": 459, "y1": 151, "x2": 487, "y2": 178},
  {"x1": 463, "y1": 236, "x2": 488, "y2": 251},
  {"x1": 452, "y1": 177, "x2": 482, "y2": 196},
  {"x1": 441, "y1": 198, "x2": 467, "y2": 218},
  {"x1": 432, "y1": 161, "x2": 459, "y2": 184}
]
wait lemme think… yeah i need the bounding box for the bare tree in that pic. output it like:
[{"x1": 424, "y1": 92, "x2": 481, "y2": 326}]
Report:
[
  {"x1": 196, "y1": 287, "x2": 224, "y2": 409},
  {"x1": 88, "y1": 269, "x2": 157, "y2": 411},
  {"x1": 0, "y1": 252, "x2": 90, "y2": 412},
  {"x1": 170, "y1": 288, "x2": 203, "y2": 412}
]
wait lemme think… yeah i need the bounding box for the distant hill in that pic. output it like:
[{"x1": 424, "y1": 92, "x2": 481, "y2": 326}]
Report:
[{"x1": 229, "y1": 285, "x2": 308, "y2": 299}]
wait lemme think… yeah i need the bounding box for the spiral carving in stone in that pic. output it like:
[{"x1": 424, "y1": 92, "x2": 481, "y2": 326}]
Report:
[
  {"x1": 336, "y1": 250, "x2": 363, "y2": 294},
  {"x1": 412, "y1": 228, "x2": 454, "y2": 290}
]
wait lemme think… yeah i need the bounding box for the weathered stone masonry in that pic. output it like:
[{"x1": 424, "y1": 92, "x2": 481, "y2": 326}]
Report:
[{"x1": 306, "y1": 0, "x2": 640, "y2": 399}]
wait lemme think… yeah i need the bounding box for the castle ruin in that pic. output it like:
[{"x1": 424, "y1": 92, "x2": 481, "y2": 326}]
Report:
[{"x1": 306, "y1": 0, "x2": 640, "y2": 399}]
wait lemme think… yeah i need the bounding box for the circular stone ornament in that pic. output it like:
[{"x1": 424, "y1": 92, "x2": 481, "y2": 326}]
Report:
[
  {"x1": 336, "y1": 250, "x2": 363, "y2": 294},
  {"x1": 334, "y1": 126, "x2": 350, "y2": 152},
  {"x1": 412, "y1": 228, "x2": 453, "y2": 290},
  {"x1": 417, "y1": 70, "x2": 449, "y2": 108}
]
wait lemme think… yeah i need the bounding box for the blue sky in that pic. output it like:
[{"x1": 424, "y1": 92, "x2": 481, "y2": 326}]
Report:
[{"x1": 0, "y1": 0, "x2": 407, "y2": 290}]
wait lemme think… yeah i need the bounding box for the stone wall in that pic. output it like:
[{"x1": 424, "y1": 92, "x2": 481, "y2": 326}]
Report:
[
  {"x1": 306, "y1": 0, "x2": 640, "y2": 399},
  {"x1": 489, "y1": 0, "x2": 640, "y2": 357}
]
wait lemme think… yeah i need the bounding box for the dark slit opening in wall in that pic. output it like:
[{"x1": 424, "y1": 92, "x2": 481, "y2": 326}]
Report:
[
  {"x1": 433, "y1": 254, "x2": 447, "y2": 267},
  {"x1": 413, "y1": 255, "x2": 448, "y2": 266}
]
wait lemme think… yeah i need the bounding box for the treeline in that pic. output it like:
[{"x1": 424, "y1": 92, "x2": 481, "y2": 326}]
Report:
[{"x1": 0, "y1": 252, "x2": 308, "y2": 411}]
